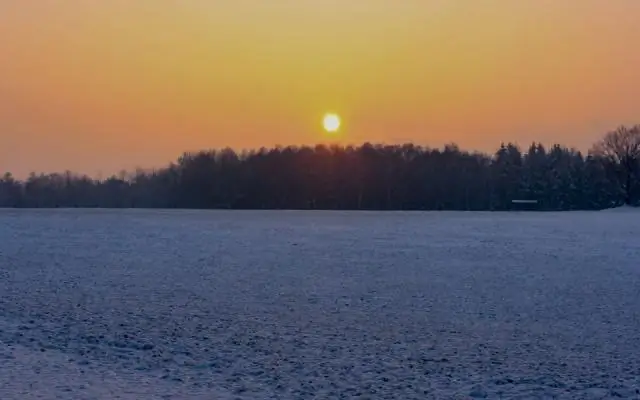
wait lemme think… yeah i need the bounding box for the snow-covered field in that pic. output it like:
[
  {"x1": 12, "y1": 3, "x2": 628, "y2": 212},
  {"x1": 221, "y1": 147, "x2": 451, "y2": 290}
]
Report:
[{"x1": 1, "y1": 209, "x2": 640, "y2": 399}]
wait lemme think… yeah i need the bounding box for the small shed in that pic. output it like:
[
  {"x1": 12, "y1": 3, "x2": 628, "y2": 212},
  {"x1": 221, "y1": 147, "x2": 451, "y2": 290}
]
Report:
[{"x1": 511, "y1": 199, "x2": 539, "y2": 211}]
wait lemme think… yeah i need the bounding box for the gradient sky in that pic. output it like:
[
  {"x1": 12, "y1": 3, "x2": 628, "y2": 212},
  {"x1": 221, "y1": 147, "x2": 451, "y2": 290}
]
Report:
[{"x1": 1, "y1": 1, "x2": 639, "y2": 177}]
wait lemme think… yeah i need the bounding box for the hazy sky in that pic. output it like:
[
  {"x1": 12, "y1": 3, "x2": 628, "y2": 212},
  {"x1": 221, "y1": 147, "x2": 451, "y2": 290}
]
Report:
[{"x1": 1, "y1": 1, "x2": 639, "y2": 177}]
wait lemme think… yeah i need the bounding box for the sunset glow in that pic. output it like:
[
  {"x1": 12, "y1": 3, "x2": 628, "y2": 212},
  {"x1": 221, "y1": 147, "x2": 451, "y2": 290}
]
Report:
[{"x1": 1, "y1": 1, "x2": 640, "y2": 177}]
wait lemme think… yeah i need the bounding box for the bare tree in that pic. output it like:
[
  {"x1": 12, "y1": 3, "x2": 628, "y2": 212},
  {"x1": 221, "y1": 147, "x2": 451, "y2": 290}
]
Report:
[{"x1": 591, "y1": 125, "x2": 640, "y2": 205}]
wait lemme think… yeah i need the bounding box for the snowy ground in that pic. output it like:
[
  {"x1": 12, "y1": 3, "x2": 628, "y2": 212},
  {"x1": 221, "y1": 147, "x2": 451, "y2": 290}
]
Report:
[{"x1": 1, "y1": 209, "x2": 640, "y2": 399}]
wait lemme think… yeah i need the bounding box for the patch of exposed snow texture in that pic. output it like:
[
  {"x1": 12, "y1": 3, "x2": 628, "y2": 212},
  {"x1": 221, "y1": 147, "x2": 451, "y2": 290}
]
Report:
[
  {"x1": 1, "y1": 209, "x2": 640, "y2": 399},
  {"x1": 600, "y1": 205, "x2": 640, "y2": 212}
]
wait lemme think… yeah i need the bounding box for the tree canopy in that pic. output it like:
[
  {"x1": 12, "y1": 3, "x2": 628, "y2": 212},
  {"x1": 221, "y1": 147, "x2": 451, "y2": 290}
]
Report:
[
  {"x1": 590, "y1": 125, "x2": 640, "y2": 205},
  {"x1": 2, "y1": 128, "x2": 639, "y2": 210}
]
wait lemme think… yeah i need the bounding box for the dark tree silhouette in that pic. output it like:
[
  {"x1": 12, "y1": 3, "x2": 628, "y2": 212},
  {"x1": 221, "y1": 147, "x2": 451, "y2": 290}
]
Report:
[
  {"x1": 0, "y1": 127, "x2": 638, "y2": 210},
  {"x1": 590, "y1": 125, "x2": 640, "y2": 205}
]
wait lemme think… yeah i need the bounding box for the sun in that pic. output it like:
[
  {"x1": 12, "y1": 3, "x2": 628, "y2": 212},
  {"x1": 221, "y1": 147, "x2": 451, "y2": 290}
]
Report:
[{"x1": 323, "y1": 113, "x2": 341, "y2": 133}]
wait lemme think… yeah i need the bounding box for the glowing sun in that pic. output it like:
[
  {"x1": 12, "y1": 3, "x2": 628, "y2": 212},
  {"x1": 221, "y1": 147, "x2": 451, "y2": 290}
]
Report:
[{"x1": 323, "y1": 113, "x2": 341, "y2": 133}]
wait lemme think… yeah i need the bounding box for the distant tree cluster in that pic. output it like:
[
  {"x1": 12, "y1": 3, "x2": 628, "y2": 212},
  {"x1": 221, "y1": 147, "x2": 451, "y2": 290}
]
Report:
[{"x1": 2, "y1": 125, "x2": 639, "y2": 211}]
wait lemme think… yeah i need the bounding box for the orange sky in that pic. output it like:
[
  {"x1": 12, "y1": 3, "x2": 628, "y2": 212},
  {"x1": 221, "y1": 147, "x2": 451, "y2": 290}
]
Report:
[{"x1": 1, "y1": 1, "x2": 639, "y2": 177}]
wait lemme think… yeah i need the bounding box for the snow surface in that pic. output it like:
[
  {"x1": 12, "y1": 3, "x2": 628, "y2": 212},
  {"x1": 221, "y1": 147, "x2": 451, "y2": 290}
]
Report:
[
  {"x1": 1, "y1": 209, "x2": 640, "y2": 399},
  {"x1": 600, "y1": 205, "x2": 640, "y2": 213}
]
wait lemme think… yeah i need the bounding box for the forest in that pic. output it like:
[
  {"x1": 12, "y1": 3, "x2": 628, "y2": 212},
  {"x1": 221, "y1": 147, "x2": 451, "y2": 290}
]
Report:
[{"x1": 1, "y1": 125, "x2": 639, "y2": 211}]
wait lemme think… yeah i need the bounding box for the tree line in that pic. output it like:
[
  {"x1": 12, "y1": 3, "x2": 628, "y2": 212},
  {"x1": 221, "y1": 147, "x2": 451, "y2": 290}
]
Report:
[{"x1": 1, "y1": 125, "x2": 639, "y2": 211}]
